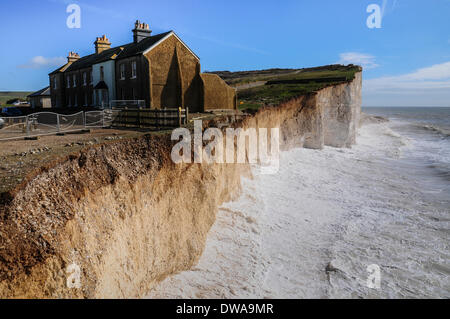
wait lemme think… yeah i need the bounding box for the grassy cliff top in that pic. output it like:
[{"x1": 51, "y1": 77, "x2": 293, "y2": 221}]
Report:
[
  {"x1": 210, "y1": 64, "x2": 361, "y2": 111},
  {"x1": 0, "y1": 92, "x2": 32, "y2": 106}
]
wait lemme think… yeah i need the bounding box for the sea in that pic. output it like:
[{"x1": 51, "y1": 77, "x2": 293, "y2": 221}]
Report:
[
  {"x1": 148, "y1": 107, "x2": 450, "y2": 299},
  {"x1": 365, "y1": 107, "x2": 450, "y2": 195}
]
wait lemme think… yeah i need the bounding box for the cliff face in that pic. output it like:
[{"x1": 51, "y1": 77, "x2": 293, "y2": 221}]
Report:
[
  {"x1": 0, "y1": 72, "x2": 362, "y2": 298},
  {"x1": 321, "y1": 72, "x2": 362, "y2": 148}
]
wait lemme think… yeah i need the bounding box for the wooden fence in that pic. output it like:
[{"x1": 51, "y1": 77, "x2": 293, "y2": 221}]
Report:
[{"x1": 111, "y1": 107, "x2": 189, "y2": 129}]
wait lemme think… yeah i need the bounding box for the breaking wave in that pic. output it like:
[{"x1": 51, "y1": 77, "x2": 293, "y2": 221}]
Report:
[{"x1": 147, "y1": 120, "x2": 450, "y2": 299}]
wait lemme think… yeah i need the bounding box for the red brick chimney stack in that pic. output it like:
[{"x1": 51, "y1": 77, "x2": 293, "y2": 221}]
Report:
[
  {"x1": 94, "y1": 35, "x2": 111, "y2": 54},
  {"x1": 67, "y1": 51, "x2": 80, "y2": 63}
]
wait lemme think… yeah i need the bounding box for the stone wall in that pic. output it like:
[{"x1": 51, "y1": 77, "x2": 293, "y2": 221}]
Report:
[
  {"x1": 200, "y1": 73, "x2": 237, "y2": 111},
  {"x1": 144, "y1": 35, "x2": 202, "y2": 112}
]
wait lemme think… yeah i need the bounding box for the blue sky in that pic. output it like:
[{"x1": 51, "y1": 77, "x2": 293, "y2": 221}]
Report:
[{"x1": 0, "y1": 0, "x2": 449, "y2": 106}]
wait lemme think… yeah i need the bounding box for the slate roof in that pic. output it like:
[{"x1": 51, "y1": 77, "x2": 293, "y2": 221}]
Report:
[
  {"x1": 65, "y1": 46, "x2": 124, "y2": 72},
  {"x1": 118, "y1": 31, "x2": 172, "y2": 59},
  {"x1": 49, "y1": 31, "x2": 173, "y2": 75},
  {"x1": 28, "y1": 86, "x2": 51, "y2": 97}
]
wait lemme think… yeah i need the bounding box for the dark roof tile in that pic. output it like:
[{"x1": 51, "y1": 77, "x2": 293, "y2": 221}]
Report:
[
  {"x1": 117, "y1": 31, "x2": 172, "y2": 59},
  {"x1": 28, "y1": 86, "x2": 51, "y2": 97},
  {"x1": 64, "y1": 46, "x2": 124, "y2": 72},
  {"x1": 49, "y1": 31, "x2": 172, "y2": 75}
]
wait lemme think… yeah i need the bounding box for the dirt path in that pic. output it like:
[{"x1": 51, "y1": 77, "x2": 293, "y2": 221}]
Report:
[{"x1": 233, "y1": 81, "x2": 267, "y2": 91}]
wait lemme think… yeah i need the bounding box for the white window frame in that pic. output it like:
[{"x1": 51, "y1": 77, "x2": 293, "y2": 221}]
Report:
[
  {"x1": 66, "y1": 75, "x2": 70, "y2": 88},
  {"x1": 131, "y1": 61, "x2": 137, "y2": 79},
  {"x1": 53, "y1": 77, "x2": 57, "y2": 89},
  {"x1": 74, "y1": 95, "x2": 78, "y2": 107},
  {"x1": 120, "y1": 64, "x2": 125, "y2": 80},
  {"x1": 73, "y1": 74, "x2": 77, "y2": 87},
  {"x1": 83, "y1": 72, "x2": 87, "y2": 86}
]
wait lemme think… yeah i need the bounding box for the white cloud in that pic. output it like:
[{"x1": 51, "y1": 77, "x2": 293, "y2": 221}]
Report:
[
  {"x1": 364, "y1": 61, "x2": 450, "y2": 92},
  {"x1": 363, "y1": 61, "x2": 450, "y2": 106},
  {"x1": 18, "y1": 56, "x2": 66, "y2": 69},
  {"x1": 338, "y1": 52, "x2": 379, "y2": 69}
]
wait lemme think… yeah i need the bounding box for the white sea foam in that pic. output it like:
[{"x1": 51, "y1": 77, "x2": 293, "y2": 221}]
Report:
[{"x1": 147, "y1": 121, "x2": 450, "y2": 299}]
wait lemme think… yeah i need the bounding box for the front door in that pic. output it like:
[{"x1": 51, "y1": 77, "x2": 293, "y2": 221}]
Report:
[
  {"x1": 96, "y1": 89, "x2": 109, "y2": 108},
  {"x1": 101, "y1": 89, "x2": 109, "y2": 108}
]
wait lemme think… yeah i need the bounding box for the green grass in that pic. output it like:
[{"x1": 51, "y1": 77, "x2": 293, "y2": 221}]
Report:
[
  {"x1": 238, "y1": 102, "x2": 262, "y2": 111},
  {"x1": 237, "y1": 65, "x2": 361, "y2": 111},
  {"x1": 274, "y1": 67, "x2": 359, "y2": 82},
  {"x1": 0, "y1": 91, "x2": 31, "y2": 105},
  {"x1": 209, "y1": 68, "x2": 299, "y2": 86},
  {"x1": 214, "y1": 65, "x2": 360, "y2": 87},
  {"x1": 230, "y1": 74, "x2": 292, "y2": 86}
]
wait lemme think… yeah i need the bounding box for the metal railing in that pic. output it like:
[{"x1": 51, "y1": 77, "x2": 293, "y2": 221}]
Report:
[
  {"x1": 0, "y1": 112, "x2": 84, "y2": 141},
  {"x1": 0, "y1": 108, "x2": 189, "y2": 141}
]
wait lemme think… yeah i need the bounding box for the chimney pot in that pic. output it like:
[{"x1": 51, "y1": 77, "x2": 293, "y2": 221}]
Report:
[
  {"x1": 133, "y1": 20, "x2": 152, "y2": 43},
  {"x1": 67, "y1": 51, "x2": 80, "y2": 63},
  {"x1": 94, "y1": 35, "x2": 111, "y2": 54}
]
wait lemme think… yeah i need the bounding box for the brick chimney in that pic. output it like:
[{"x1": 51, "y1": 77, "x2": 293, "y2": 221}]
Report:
[
  {"x1": 133, "y1": 20, "x2": 152, "y2": 43},
  {"x1": 67, "y1": 51, "x2": 80, "y2": 63},
  {"x1": 94, "y1": 35, "x2": 111, "y2": 54}
]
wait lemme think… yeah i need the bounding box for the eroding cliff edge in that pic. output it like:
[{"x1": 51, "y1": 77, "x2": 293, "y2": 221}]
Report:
[{"x1": 0, "y1": 72, "x2": 361, "y2": 298}]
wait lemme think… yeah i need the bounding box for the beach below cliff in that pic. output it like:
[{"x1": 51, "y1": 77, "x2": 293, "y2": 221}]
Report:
[{"x1": 148, "y1": 109, "x2": 450, "y2": 299}]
